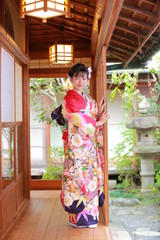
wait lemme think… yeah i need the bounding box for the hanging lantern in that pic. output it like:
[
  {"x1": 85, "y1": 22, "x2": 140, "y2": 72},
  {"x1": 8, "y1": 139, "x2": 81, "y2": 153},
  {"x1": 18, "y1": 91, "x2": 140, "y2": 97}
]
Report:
[
  {"x1": 20, "y1": 0, "x2": 70, "y2": 23},
  {"x1": 49, "y1": 43, "x2": 73, "y2": 64}
]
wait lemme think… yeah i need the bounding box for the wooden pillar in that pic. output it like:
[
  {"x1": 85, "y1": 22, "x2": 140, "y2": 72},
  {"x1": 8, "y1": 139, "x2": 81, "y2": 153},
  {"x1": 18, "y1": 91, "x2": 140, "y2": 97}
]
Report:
[
  {"x1": 96, "y1": 46, "x2": 112, "y2": 238},
  {"x1": 23, "y1": 63, "x2": 30, "y2": 198},
  {"x1": 0, "y1": 42, "x2": 3, "y2": 232},
  {"x1": 45, "y1": 96, "x2": 51, "y2": 165},
  {"x1": 90, "y1": 70, "x2": 96, "y2": 99}
]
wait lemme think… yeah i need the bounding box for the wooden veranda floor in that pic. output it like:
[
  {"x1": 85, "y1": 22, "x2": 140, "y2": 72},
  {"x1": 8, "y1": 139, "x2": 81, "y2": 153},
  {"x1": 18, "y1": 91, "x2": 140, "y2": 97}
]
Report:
[{"x1": 6, "y1": 191, "x2": 109, "y2": 240}]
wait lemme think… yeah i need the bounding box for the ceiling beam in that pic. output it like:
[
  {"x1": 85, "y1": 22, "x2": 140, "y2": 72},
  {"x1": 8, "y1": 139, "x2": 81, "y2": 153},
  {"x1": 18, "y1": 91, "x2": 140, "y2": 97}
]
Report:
[
  {"x1": 122, "y1": 3, "x2": 157, "y2": 19},
  {"x1": 115, "y1": 24, "x2": 159, "y2": 43},
  {"x1": 29, "y1": 68, "x2": 70, "y2": 78},
  {"x1": 109, "y1": 44, "x2": 132, "y2": 55},
  {"x1": 46, "y1": 21, "x2": 91, "y2": 40},
  {"x1": 70, "y1": 0, "x2": 95, "y2": 11},
  {"x1": 70, "y1": 9, "x2": 94, "y2": 21},
  {"x1": 113, "y1": 33, "x2": 139, "y2": 44},
  {"x1": 61, "y1": 17, "x2": 93, "y2": 28},
  {"x1": 139, "y1": 0, "x2": 157, "y2": 5},
  {"x1": 29, "y1": 47, "x2": 91, "y2": 59},
  {"x1": 110, "y1": 51, "x2": 128, "y2": 62},
  {"x1": 124, "y1": 17, "x2": 160, "y2": 67},
  {"x1": 110, "y1": 38, "x2": 136, "y2": 50},
  {"x1": 119, "y1": 15, "x2": 153, "y2": 30},
  {"x1": 93, "y1": 0, "x2": 125, "y2": 70},
  {"x1": 115, "y1": 24, "x2": 142, "y2": 35}
]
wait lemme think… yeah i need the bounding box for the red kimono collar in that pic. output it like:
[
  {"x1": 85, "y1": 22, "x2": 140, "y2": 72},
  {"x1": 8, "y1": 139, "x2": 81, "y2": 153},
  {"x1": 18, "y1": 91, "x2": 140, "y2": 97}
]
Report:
[{"x1": 64, "y1": 90, "x2": 87, "y2": 113}]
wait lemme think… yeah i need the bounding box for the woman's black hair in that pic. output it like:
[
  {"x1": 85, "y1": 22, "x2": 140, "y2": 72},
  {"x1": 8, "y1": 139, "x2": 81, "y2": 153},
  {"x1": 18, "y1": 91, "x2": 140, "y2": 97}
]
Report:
[{"x1": 68, "y1": 63, "x2": 89, "y2": 78}]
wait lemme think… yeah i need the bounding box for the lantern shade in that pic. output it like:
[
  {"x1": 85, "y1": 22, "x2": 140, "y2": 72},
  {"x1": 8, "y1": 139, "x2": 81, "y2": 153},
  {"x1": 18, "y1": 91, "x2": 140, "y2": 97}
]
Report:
[
  {"x1": 49, "y1": 43, "x2": 73, "y2": 64},
  {"x1": 20, "y1": 0, "x2": 70, "y2": 21}
]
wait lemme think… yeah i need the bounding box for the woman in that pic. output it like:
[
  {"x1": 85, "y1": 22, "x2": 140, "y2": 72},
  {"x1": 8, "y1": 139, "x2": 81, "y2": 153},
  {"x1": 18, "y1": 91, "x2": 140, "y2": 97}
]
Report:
[{"x1": 60, "y1": 63, "x2": 109, "y2": 228}]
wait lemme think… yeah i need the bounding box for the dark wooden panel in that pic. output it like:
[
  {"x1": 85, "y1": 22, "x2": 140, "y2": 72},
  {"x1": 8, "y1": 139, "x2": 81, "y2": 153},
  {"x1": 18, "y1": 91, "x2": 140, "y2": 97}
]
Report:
[
  {"x1": 17, "y1": 172, "x2": 24, "y2": 207},
  {"x1": 30, "y1": 180, "x2": 62, "y2": 190},
  {"x1": 3, "y1": 184, "x2": 16, "y2": 230},
  {"x1": 29, "y1": 68, "x2": 70, "y2": 78}
]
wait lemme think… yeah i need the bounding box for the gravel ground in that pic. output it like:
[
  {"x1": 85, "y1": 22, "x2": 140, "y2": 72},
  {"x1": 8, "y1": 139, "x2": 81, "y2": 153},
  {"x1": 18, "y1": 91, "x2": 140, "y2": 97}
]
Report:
[{"x1": 109, "y1": 199, "x2": 160, "y2": 240}]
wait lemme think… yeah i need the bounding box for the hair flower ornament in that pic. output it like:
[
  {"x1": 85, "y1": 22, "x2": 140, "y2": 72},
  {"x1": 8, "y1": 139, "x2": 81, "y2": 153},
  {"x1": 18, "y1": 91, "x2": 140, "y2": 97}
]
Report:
[{"x1": 88, "y1": 67, "x2": 92, "y2": 79}]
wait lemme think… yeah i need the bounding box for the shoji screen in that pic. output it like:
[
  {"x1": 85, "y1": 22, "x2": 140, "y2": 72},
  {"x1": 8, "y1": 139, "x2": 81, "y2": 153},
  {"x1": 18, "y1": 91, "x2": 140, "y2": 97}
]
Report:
[
  {"x1": 1, "y1": 47, "x2": 14, "y2": 122},
  {"x1": 15, "y1": 63, "x2": 22, "y2": 122}
]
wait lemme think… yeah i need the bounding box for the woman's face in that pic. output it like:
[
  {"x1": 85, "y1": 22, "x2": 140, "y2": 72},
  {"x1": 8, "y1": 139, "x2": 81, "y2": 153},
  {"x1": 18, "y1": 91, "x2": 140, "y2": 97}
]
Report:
[{"x1": 71, "y1": 72, "x2": 88, "y2": 94}]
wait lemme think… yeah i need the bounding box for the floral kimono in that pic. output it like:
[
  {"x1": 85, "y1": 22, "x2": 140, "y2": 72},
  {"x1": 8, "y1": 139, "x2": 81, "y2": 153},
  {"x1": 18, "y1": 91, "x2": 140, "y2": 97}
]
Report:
[{"x1": 60, "y1": 90, "x2": 105, "y2": 227}]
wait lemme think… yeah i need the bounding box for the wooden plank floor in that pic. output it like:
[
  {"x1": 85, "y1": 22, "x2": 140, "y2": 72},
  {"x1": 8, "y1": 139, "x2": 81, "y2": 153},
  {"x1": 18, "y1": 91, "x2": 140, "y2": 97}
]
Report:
[{"x1": 6, "y1": 191, "x2": 108, "y2": 240}]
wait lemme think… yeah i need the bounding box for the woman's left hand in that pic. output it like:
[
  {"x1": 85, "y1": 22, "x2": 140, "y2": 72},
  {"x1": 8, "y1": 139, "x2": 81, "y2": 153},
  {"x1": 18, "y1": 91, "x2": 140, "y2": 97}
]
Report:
[{"x1": 99, "y1": 97, "x2": 106, "y2": 111}]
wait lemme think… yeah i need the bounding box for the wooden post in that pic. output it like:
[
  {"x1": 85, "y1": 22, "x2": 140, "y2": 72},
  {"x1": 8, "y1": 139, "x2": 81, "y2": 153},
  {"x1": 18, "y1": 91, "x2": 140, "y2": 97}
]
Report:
[
  {"x1": 45, "y1": 96, "x2": 51, "y2": 166},
  {"x1": 23, "y1": 63, "x2": 30, "y2": 198},
  {"x1": 0, "y1": 42, "x2": 3, "y2": 233},
  {"x1": 90, "y1": 69, "x2": 96, "y2": 100},
  {"x1": 96, "y1": 46, "x2": 112, "y2": 239}
]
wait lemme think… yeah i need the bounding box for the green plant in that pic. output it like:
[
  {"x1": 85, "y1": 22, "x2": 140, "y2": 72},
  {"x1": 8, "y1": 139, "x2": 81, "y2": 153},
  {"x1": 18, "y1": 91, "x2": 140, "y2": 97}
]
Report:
[
  {"x1": 30, "y1": 78, "x2": 66, "y2": 125},
  {"x1": 49, "y1": 145, "x2": 64, "y2": 161},
  {"x1": 152, "y1": 161, "x2": 160, "y2": 193},
  {"x1": 42, "y1": 165, "x2": 63, "y2": 180},
  {"x1": 113, "y1": 127, "x2": 141, "y2": 190},
  {"x1": 109, "y1": 70, "x2": 143, "y2": 115},
  {"x1": 42, "y1": 145, "x2": 64, "y2": 180},
  {"x1": 109, "y1": 71, "x2": 143, "y2": 190}
]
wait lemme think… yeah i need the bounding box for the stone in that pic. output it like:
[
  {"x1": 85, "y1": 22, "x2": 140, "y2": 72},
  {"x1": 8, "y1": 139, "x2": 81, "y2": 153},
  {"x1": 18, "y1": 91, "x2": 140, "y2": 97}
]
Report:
[
  {"x1": 109, "y1": 180, "x2": 117, "y2": 190},
  {"x1": 111, "y1": 198, "x2": 141, "y2": 207},
  {"x1": 133, "y1": 230, "x2": 160, "y2": 237}
]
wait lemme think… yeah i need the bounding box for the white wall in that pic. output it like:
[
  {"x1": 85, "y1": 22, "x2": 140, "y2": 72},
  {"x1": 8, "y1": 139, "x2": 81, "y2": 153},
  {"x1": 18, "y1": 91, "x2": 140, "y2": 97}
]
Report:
[
  {"x1": 107, "y1": 91, "x2": 126, "y2": 159},
  {"x1": 1, "y1": 47, "x2": 14, "y2": 122},
  {"x1": 30, "y1": 105, "x2": 46, "y2": 169},
  {"x1": 50, "y1": 126, "x2": 63, "y2": 147}
]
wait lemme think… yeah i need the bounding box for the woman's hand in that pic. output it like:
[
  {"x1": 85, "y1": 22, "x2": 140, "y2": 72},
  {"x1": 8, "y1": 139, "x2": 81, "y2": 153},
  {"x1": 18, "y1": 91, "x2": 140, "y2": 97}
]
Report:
[
  {"x1": 96, "y1": 97, "x2": 110, "y2": 127},
  {"x1": 96, "y1": 110, "x2": 110, "y2": 127},
  {"x1": 99, "y1": 97, "x2": 106, "y2": 115}
]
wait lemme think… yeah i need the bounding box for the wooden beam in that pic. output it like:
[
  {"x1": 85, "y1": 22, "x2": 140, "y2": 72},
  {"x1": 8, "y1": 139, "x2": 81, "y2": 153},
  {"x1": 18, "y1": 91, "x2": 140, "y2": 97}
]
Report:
[
  {"x1": 109, "y1": 44, "x2": 132, "y2": 54},
  {"x1": 70, "y1": 9, "x2": 94, "y2": 21},
  {"x1": 0, "y1": 26, "x2": 28, "y2": 64},
  {"x1": 115, "y1": 24, "x2": 159, "y2": 42},
  {"x1": 122, "y1": 3, "x2": 157, "y2": 19},
  {"x1": 60, "y1": 17, "x2": 93, "y2": 29},
  {"x1": 63, "y1": 28, "x2": 91, "y2": 40},
  {"x1": 110, "y1": 51, "x2": 128, "y2": 62},
  {"x1": 111, "y1": 38, "x2": 136, "y2": 50},
  {"x1": 116, "y1": 24, "x2": 141, "y2": 35},
  {"x1": 113, "y1": 33, "x2": 138, "y2": 44},
  {"x1": 29, "y1": 68, "x2": 70, "y2": 78},
  {"x1": 140, "y1": 0, "x2": 157, "y2": 5},
  {"x1": 29, "y1": 17, "x2": 92, "y2": 41},
  {"x1": 29, "y1": 47, "x2": 91, "y2": 59},
  {"x1": 30, "y1": 180, "x2": 62, "y2": 190},
  {"x1": 93, "y1": 0, "x2": 125, "y2": 70},
  {"x1": 137, "y1": 30, "x2": 142, "y2": 54},
  {"x1": 70, "y1": 0, "x2": 95, "y2": 11},
  {"x1": 124, "y1": 17, "x2": 160, "y2": 67},
  {"x1": 47, "y1": 21, "x2": 91, "y2": 40},
  {"x1": 119, "y1": 15, "x2": 153, "y2": 30}
]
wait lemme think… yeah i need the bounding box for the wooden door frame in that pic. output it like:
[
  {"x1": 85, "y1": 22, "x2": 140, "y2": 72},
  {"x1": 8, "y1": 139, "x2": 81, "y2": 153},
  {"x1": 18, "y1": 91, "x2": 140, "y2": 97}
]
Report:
[{"x1": 0, "y1": 25, "x2": 30, "y2": 239}]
